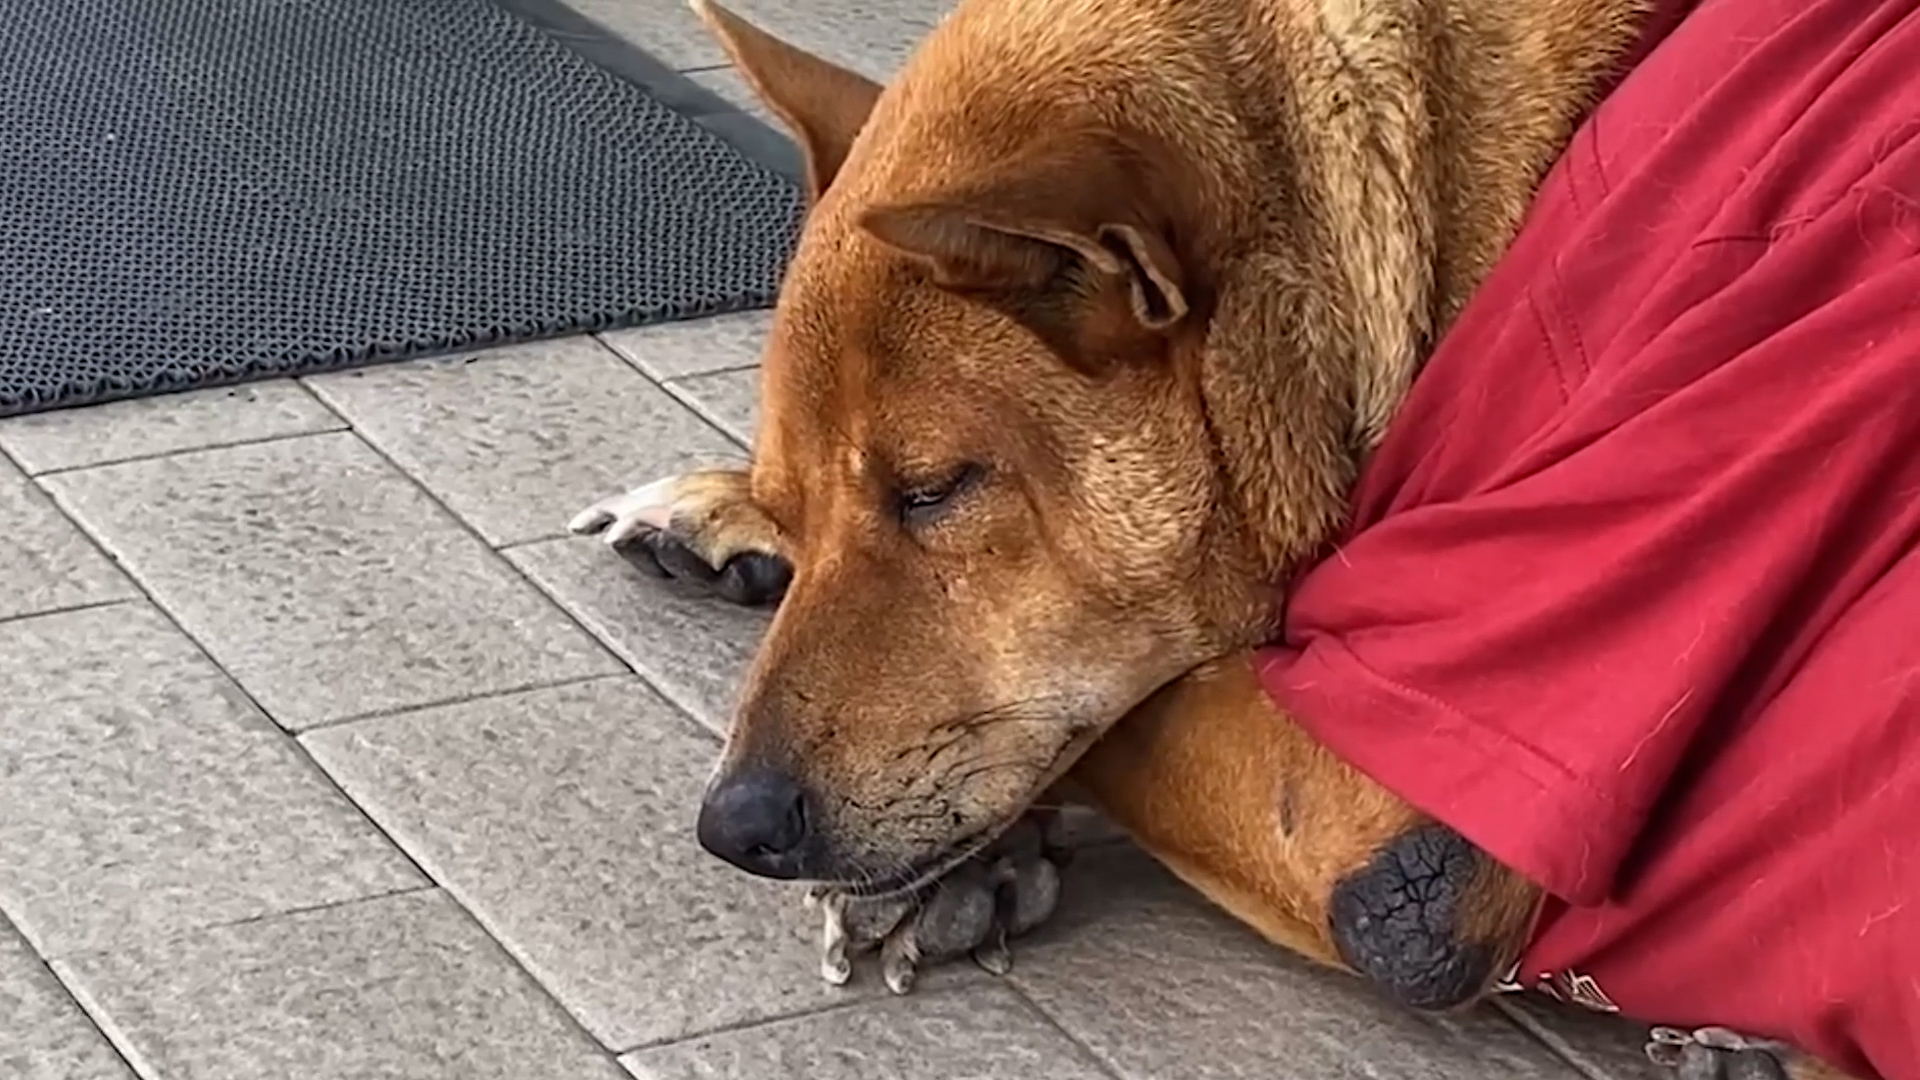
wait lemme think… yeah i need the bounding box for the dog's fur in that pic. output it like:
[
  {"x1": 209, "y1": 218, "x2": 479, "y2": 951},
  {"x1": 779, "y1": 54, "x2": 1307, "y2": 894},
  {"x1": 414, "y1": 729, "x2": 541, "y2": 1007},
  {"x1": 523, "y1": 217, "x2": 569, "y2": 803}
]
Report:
[{"x1": 571, "y1": 0, "x2": 1856, "y2": 1075}]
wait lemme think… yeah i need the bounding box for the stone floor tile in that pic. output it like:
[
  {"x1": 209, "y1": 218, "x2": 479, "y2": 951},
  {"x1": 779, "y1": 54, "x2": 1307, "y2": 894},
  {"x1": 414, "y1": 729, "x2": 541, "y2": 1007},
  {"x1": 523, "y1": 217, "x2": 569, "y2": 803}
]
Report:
[
  {"x1": 54, "y1": 889, "x2": 627, "y2": 1080},
  {"x1": 622, "y1": 984, "x2": 1114, "y2": 1080},
  {"x1": 0, "y1": 456, "x2": 134, "y2": 622},
  {"x1": 729, "y1": 0, "x2": 952, "y2": 77},
  {"x1": 597, "y1": 310, "x2": 770, "y2": 382},
  {"x1": 564, "y1": 0, "x2": 727, "y2": 70},
  {"x1": 302, "y1": 678, "x2": 960, "y2": 1052},
  {"x1": 666, "y1": 367, "x2": 759, "y2": 447},
  {"x1": 504, "y1": 537, "x2": 767, "y2": 733},
  {"x1": 685, "y1": 67, "x2": 777, "y2": 128},
  {"x1": 0, "y1": 603, "x2": 425, "y2": 956},
  {"x1": 39, "y1": 432, "x2": 621, "y2": 730},
  {"x1": 0, "y1": 916, "x2": 134, "y2": 1080},
  {"x1": 305, "y1": 341, "x2": 743, "y2": 547},
  {"x1": 568, "y1": 0, "x2": 948, "y2": 75},
  {"x1": 1496, "y1": 997, "x2": 1665, "y2": 1080},
  {"x1": 1007, "y1": 845, "x2": 1585, "y2": 1080},
  {"x1": 0, "y1": 383, "x2": 342, "y2": 475}
]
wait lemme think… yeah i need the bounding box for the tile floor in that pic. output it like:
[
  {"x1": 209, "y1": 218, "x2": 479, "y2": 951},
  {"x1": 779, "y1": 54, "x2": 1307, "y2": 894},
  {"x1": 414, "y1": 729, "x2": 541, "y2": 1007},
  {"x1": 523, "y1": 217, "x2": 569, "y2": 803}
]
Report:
[{"x1": 0, "y1": 1, "x2": 1669, "y2": 1077}]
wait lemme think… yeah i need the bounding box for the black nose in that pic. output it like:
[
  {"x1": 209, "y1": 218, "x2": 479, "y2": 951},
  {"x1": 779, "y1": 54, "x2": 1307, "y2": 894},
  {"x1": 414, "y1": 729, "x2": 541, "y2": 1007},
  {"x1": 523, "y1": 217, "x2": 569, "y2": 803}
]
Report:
[{"x1": 697, "y1": 767, "x2": 817, "y2": 878}]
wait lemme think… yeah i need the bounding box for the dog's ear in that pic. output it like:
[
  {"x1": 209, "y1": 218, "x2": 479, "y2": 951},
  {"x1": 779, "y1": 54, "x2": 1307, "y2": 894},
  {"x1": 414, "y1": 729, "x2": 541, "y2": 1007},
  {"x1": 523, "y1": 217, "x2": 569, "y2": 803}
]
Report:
[
  {"x1": 693, "y1": 0, "x2": 882, "y2": 199},
  {"x1": 856, "y1": 135, "x2": 1196, "y2": 367}
]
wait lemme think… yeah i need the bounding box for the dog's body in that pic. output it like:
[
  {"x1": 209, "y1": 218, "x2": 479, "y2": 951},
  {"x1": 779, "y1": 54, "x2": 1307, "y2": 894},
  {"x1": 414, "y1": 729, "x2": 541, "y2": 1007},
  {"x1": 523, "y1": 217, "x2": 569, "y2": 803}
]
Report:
[{"x1": 569, "y1": 0, "x2": 1889, "y2": 1077}]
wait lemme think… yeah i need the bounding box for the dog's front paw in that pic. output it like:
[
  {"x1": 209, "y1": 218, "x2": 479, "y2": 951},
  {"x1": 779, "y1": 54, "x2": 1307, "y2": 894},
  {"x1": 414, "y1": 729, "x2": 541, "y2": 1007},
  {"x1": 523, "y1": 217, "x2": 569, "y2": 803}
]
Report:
[
  {"x1": 568, "y1": 468, "x2": 790, "y2": 606},
  {"x1": 802, "y1": 813, "x2": 1070, "y2": 994},
  {"x1": 1646, "y1": 1027, "x2": 1797, "y2": 1080}
]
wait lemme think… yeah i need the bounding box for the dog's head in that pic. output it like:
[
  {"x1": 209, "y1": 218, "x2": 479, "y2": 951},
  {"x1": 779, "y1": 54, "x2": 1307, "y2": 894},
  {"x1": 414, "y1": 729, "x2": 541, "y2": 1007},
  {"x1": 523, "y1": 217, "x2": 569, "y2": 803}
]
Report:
[{"x1": 693, "y1": 1, "x2": 1365, "y2": 891}]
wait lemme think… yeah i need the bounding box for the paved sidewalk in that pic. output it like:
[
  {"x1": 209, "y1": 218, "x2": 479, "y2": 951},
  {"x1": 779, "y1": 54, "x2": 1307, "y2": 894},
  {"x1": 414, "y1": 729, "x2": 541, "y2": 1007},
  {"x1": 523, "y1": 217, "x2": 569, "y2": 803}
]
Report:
[{"x1": 0, "y1": 2, "x2": 1667, "y2": 1078}]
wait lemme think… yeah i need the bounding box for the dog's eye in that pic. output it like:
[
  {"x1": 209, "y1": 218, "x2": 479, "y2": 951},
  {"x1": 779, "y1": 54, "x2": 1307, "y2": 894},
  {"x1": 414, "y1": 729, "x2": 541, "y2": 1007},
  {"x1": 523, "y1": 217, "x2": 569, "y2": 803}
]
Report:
[{"x1": 895, "y1": 463, "x2": 986, "y2": 527}]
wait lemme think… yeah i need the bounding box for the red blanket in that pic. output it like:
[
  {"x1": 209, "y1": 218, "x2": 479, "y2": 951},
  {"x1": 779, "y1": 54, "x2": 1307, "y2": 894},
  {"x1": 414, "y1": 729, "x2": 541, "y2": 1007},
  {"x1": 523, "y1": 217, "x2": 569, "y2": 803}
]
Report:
[{"x1": 1257, "y1": 0, "x2": 1920, "y2": 1077}]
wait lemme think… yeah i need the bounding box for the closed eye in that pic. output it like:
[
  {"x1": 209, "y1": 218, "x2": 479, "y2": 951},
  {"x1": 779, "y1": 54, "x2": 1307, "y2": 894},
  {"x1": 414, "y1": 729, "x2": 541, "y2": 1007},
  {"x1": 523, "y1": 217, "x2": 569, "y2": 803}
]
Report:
[{"x1": 895, "y1": 463, "x2": 987, "y2": 528}]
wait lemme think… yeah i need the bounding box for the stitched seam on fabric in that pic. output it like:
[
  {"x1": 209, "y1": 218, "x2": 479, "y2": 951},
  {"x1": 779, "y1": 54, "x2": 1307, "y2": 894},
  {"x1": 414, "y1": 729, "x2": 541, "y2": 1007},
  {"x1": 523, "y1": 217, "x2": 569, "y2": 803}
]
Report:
[
  {"x1": 1552, "y1": 278, "x2": 1594, "y2": 384},
  {"x1": 1689, "y1": 232, "x2": 1802, "y2": 249},
  {"x1": 1530, "y1": 269, "x2": 1594, "y2": 393},
  {"x1": 1577, "y1": 118, "x2": 1610, "y2": 204},
  {"x1": 1527, "y1": 289, "x2": 1576, "y2": 402},
  {"x1": 1305, "y1": 637, "x2": 1622, "y2": 814}
]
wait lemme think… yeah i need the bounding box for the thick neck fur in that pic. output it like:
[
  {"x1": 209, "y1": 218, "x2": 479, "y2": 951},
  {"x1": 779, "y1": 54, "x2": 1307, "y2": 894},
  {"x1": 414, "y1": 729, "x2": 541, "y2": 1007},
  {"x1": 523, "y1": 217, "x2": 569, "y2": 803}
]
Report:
[
  {"x1": 1192, "y1": 0, "x2": 1652, "y2": 607},
  {"x1": 830, "y1": 0, "x2": 1651, "y2": 640}
]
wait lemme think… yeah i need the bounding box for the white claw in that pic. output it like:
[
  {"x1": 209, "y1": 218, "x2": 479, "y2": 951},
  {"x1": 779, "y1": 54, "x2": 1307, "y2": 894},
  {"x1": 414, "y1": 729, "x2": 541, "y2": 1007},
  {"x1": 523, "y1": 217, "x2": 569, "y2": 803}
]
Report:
[
  {"x1": 566, "y1": 506, "x2": 612, "y2": 534},
  {"x1": 820, "y1": 954, "x2": 852, "y2": 986},
  {"x1": 883, "y1": 961, "x2": 917, "y2": 996},
  {"x1": 808, "y1": 886, "x2": 854, "y2": 987},
  {"x1": 973, "y1": 939, "x2": 1013, "y2": 976},
  {"x1": 881, "y1": 934, "x2": 921, "y2": 996},
  {"x1": 567, "y1": 477, "x2": 680, "y2": 544}
]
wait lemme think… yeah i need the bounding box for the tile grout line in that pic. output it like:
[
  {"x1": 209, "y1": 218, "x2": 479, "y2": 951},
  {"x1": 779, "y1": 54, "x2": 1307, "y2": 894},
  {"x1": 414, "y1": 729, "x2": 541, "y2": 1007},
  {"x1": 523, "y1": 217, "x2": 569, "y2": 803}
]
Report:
[
  {"x1": 300, "y1": 346, "x2": 1126, "y2": 1068},
  {"x1": 22, "y1": 368, "x2": 731, "y2": 777},
  {"x1": 4, "y1": 373, "x2": 354, "y2": 477},
  {"x1": 140, "y1": 883, "x2": 441, "y2": 942},
  {"x1": 0, "y1": 911, "x2": 146, "y2": 1080},
  {"x1": 295, "y1": 336, "x2": 751, "y2": 743},
  {"x1": 493, "y1": 547, "x2": 733, "y2": 750},
  {"x1": 587, "y1": 326, "x2": 759, "y2": 444},
  {"x1": 23, "y1": 419, "x2": 352, "y2": 478},
  {"x1": 299, "y1": 695, "x2": 920, "y2": 1064},
  {"x1": 27, "y1": 380, "x2": 1155, "y2": 1079},
  {"x1": 506, "y1": 916, "x2": 877, "y2": 1058},
  {"x1": 18, "y1": 363, "x2": 793, "y2": 1065},
  {"x1": 281, "y1": 391, "x2": 639, "y2": 642},
  {"x1": 11, "y1": 488, "x2": 447, "y2": 896},
  {"x1": 1494, "y1": 998, "x2": 1628, "y2": 1080},
  {"x1": 664, "y1": 359, "x2": 760, "y2": 378},
  {"x1": 1001, "y1": 978, "x2": 1132, "y2": 1080},
  {"x1": 0, "y1": 505, "x2": 470, "y2": 1074},
  {"x1": 0, "y1": 595, "x2": 138, "y2": 629},
  {"x1": 256, "y1": 815, "x2": 642, "y2": 1071},
  {"x1": 614, "y1": 985, "x2": 941, "y2": 1058},
  {"x1": 0, "y1": 435, "x2": 145, "y2": 623},
  {"x1": 26, "y1": 484, "x2": 638, "y2": 1073},
  {"x1": 53, "y1": 955, "x2": 173, "y2": 1080},
  {"x1": 297, "y1": 670, "x2": 632, "y2": 734},
  {"x1": 300, "y1": 405, "x2": 736, "y2": 751},
  {"x1": 289, "y1": 373, "x2": 349, "y2": 420},
  {"x1": 5, "y1": 379, "x2": 1474, "y2": 1077},
  {"x1": 655, "y1": 378, "x2": 752, "y2": 451}
]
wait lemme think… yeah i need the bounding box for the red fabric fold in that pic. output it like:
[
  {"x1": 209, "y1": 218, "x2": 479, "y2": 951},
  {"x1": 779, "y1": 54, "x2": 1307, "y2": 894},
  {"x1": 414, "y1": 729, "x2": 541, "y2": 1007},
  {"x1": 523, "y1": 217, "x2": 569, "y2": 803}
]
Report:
[{"x1": 1256, "y1": 0, "x2": 1920, "y2": 1075}]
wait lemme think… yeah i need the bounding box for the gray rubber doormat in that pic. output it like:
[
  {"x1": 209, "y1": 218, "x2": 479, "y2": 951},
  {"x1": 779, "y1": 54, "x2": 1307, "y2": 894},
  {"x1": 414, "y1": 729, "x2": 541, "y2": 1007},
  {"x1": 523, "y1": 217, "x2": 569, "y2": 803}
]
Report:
[{"x1": 0, "y1": 0, "x2": 805, "y2": 418}]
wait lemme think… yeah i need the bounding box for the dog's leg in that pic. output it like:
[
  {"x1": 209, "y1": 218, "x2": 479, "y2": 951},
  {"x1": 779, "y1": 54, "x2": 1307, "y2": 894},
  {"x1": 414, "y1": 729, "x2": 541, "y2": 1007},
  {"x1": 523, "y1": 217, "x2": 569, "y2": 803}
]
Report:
[
  {"x1": 569, "y1": 468, "x2": 792, "y2": 607},
  {"x1": 1066, "y1": 653, "x2": 1541, "y2": 1011}
]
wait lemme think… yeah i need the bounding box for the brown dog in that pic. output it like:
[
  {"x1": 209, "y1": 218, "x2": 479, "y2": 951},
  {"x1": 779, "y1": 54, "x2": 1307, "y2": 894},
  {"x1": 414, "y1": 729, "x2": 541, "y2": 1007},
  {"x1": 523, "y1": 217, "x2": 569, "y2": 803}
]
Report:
[{"x1": 569, "y1": 1, "x2": 1851, "y2": 1077}]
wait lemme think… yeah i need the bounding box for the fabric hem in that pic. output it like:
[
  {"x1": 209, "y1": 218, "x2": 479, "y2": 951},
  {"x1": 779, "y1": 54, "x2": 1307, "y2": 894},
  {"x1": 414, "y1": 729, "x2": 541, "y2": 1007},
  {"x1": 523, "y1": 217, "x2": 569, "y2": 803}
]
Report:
[{"x1": 1257, "y1": 638, "x2": 1626, "y2": 906}]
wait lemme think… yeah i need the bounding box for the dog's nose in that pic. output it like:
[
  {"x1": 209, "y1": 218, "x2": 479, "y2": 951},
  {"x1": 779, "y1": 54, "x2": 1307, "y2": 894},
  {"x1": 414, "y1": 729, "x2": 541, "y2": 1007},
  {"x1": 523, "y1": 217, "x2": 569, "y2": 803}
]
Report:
[{"x1": 697, "y1": 767, "x2": 816, "y2": 878}]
